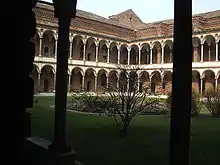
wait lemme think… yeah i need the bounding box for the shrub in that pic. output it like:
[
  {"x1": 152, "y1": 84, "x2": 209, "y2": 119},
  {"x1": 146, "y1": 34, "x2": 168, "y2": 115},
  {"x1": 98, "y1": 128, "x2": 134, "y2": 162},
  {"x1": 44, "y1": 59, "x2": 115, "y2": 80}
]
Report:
[{"x1": 204, "y1": 89, "x2": 220, "y2": 117}]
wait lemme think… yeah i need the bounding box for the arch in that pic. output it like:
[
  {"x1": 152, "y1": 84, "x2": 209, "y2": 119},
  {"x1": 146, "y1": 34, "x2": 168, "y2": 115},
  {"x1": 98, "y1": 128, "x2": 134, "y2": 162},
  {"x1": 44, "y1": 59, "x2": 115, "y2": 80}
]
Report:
[
  {"x1": 151, "y1": 71, "x2": 162, "y2": 95},
  {"x1": 109, "y1": 42, "x2": 118, "y2": 64},
  {"x1": 109, "y1": 70, "x2": 118, "y2": 90},
  {"x1": 120, "y1": 44, "x2": 128, "y2": 64},
  {"x1": 140, "y1": 43, "x2": 150, "y2": 64},
  {"x1": 99, "y1": 40, "x2": 108, "y2": 62},
  {"x1": 130, "y1": 44, "x2": 139, "y2": 65},
  {"x1": 30, "y1": 64, "x2": 40, "y2": 93},
  {"x1": 128, "y1": 71, "x2": 138, "y2": 91},
  {"x1": 192, "y1": 70, "x2": 201, "y2": 93},
  {"x1": 203, "y1": 35, "x2": 216, "y2": 62},
  {"x1": 192, "y1": 37, "x2": 201, "y2": 62},
  {"x1": 42, "y1": 30, "x2": 56, "y2": 57},
  {"x1": 72, "y1": 35, "x2": 84, "y2": 60},
  {"x1": 40, "y1": 65, "x2": 55, "y2": 93},
  {"x1": 202, "y1": 70, "x2": 216, "y2": 92},
  {"x1": 217, "y1": 70, "x2": 220, "y2": 90},
  {"x1": 139, "y1": 71, "x2": 150, "y2": 92},
  {"x1": 85, "y1": 68, "x2": 96, "y2": 92},
  {"x1": 85, "y1": 37, "x2": 96, "y2": 61},
  {"x1": 164, "y1": 40, "x2": 173, "y2": 63},
  {"x1": 152, "y1": 41, "x2": 162, "y2": 64},
  {"x1": 97, "y1": 69, "x2": 108, "y2": 92},
  {"x1": 119, "y1": 70, "x2": 128, "y2": 91},
  {"x1": 163, "y1": 71, "x2": 172, "y2": 94},
  {"x1": 71, "y1": 67, "x2": 84, "y2": 92}
]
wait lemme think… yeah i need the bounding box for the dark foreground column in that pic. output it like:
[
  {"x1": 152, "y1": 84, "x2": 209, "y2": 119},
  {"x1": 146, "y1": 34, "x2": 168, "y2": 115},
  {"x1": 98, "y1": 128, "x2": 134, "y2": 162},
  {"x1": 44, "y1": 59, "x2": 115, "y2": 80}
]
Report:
[
  {"x1": 170, "y1": 1, "x2": 192, "y2": 165},
  {"x1": 49, "y1": 0, "x2": 78, "y2": 154}
]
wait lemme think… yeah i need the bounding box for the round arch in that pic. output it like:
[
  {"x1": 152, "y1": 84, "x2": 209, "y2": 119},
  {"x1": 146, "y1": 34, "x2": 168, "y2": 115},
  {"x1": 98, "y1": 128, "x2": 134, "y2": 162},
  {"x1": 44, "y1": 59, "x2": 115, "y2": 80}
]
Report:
[
  {"x1": 71, "y1": 67, "x2": 84, "y2": 92},
  {"x1": 151, "y1": 71, "x2": 162, "y2": 95},
  {"x1": 97, "y1": 69, "x2": 108, "y2": 92},
  {"x1": 40, "y1": 65, "x2": 55, "y2": 93},
  {"x1": 152, "y1": 41, "x2": 162, "y2": 64},
  {"x1": 202, "y1": 70, "x2": 216, "y2": 92},
  {"x1": 85, "y1": 68, "x2": 96, "y2": 92},
  {"x1": 192, "y1": 70, "x2": 201, "y2": 93}
]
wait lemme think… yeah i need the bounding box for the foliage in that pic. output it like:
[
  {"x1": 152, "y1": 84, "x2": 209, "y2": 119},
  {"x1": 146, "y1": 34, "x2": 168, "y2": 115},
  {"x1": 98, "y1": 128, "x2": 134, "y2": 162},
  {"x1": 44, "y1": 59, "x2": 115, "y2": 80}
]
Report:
[
  {"x1": 104, "y1": 66, "x2": 156, "y2": 137},
  {"x1": 166, "y1": 90, "x2": 203, "y2": 116},
  {"x1": 71, "y1": 92, "x2": 108, "y2": 113},
  {"x1": 204, "y1": 88, "x2": 220, "y2": 117}
]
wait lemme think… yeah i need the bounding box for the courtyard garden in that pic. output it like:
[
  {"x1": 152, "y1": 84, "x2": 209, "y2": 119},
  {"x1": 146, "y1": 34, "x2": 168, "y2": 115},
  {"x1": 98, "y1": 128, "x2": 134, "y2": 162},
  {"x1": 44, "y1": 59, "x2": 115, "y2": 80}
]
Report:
[{"x1": 29, "y1": 96, "x2": 220, "y2": 165}]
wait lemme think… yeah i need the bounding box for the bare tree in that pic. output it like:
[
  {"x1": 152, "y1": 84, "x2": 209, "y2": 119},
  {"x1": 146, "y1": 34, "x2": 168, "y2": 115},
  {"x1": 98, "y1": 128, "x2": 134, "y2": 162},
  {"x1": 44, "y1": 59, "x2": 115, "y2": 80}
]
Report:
[{"x1": 104, "y1": 65, "x2": 155, "y2": 137}]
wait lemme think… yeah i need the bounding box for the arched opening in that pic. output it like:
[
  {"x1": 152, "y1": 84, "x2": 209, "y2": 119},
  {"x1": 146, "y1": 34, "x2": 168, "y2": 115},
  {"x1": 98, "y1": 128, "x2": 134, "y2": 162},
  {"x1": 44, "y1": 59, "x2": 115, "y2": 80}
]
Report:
[
  {"x1": 109, "y1": 70, "x2": 118, "y2": 91},
  {"x1": 151, "y1": 71, "x2": 162, "y2": 95},
  {"x1": 202, "y1": 70, "x2": 215, "y2": 92},
  {"x1": 192, "y1": 37, "x2": 201, "y2": 62},
  {"x1": 85, "y1": 37, "x2": 96, "y2": 61},
  {"x1": 98, "y1": 40, "x2": 108, "y2": 62},
  {"x1": 192, "y1": 70, "x2": 200, "y2": 93},
  {"x1": 40, "y1": 65, "x2": 55, "y2": 93},
  {"x1": 71, "y1": 67, "x2": 83, "y2": 92},
  {"x1": 164, "y1": 40, "x2": 173, "y2": 63},
  {"x1": 97, "y1": 70, "x2": 107, "y2": 92},
  {"x1": 85, "y1": 68, "x2": 95, "y2": 92},
  {"x1": 217, "y1": 71, "x2": 220, "y2": 90},
  {"x1": 72, "y1": 35, "x2": 84, "y2": 60},
  {"x1": 140, "y1": 43, "x2": 150, "y2": 64},
  {"x1": 42, "y1": 31, "x2": 55, "y2": 57},
  {"x1": 119, "y1": 71, "x2": 128, "y2": 91},
  {"x1": 109, "y1": 42, "x2": 118, "y2": 64},
  {"x1": 30, "y1": 64, "x2": 40, "y2": 93},
  {"x1": 130, "y1": 45, "x2": 139, "y2": 65},
  {"x1": 203, "y1": 35, "x2": 216, "y2": 62},
  {"x1": 152, "y1": 42, "x2": 162, "y2": 64},
  {"x1": 120, "y1": 44, "x2": 128, "y2": 64},
  {"x1": 139, "y1": 71, "x2": 150, "y2": 92},
  {"x1": 128, "y1": 71, "x2": 138, "y2": 91},
  {"x1": 31, "y1": 33, "x2": 40, "y2": 56},
  {"x1": 218, "y1": 41, "x2": 220, "y2": 61},
  {"x1": 163, "y1": 71, "x2": 172, "y2": 94}
]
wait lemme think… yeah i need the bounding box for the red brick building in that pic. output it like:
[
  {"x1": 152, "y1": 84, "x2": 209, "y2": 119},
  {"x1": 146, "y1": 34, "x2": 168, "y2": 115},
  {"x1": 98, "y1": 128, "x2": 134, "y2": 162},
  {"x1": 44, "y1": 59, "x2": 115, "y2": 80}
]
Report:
[{"x1": 31, "y1": 1, "x2": 220, "y2": 95}]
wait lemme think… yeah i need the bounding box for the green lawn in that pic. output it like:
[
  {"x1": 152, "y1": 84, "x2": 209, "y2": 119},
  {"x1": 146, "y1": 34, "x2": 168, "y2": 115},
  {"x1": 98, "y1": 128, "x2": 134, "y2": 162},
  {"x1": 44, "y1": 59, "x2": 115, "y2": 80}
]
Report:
[{"x1": 29, "y1": 96, "x2": 220, "y2": 165}]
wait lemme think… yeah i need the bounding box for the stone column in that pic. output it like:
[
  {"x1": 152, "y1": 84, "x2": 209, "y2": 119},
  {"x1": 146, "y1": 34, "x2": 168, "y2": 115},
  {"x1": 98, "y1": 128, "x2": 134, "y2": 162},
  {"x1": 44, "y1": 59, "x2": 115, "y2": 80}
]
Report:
[
  {"x1": 170, "y1": 49, "x2": 173, "y2": 63},
  {"x1": 150, "y1": 47, "x2": 153, "y2": 64},
  {"x1": 216, "y1": 41, "x2": 219, "y2": 61},
  {"x1": 161, "y1": 45, "x2": 164, "y2": 64},
  {"x1": 38, "y1": 72, "x2": 41, "y2": 92},
  {"x1": 83, "y1": 43, "x2": 86, "y2": 61},
  {"x1": 94, "y1": 74, "x2": 97, "y2": 92},
  {"x1": 193, "y1": 44, "x2": 199, "y2": 62},
  {"x1": 117, "y1": 75, "x2": 119, "y2": 88},
  {"x1": 215, "y1": 78, "x2": 218, "y2": 91},
  {"x1": 54, "y1": 74, "x2": 56, "y2": 91},
  {"x1": 127, "y1": 48, "x2": 130, "y2": 65},
  {"x1": 118, "y1": 49, "x2": 120, "y2": 64},
  {"x1": 170, "y1": 1, "x2": 192, "y2": 165},
  {"x1": 107, "y1": 47, "x2": 110, "y2": 63},
  {"x1": 96, "y1": 45, "x2": 98, "y2": 62},
  {"x1": 208, "y1": 45, "x2": 211, "y2": 61},
  {"x1": 137, "y1": 75, "x2": 140, "y2": 92},
  {"x1": 39, "y1": 36, "x2": 43, "y2": 56},
  {"x1": 55, "y1": 39, "x2": 58, "y2": 58},
  {"x1": 82, "y1": 74, "x2": 85, "y2": 91},
  {"x1": 68, "y1": 74, "x2": 71, "y2": 92},
  {"x1": 69, "y1": 40, "x2": 73, "y2": 59},
  {"x1": 138, "y1": 49, "x2": 141, "y2": 65},
  {"x1": 157, "y1": 48, "x2": 161, "y2": 64},
  {"x1": 201, "y1": 43, "x2": 204, "y2": 62},
  {"x1": 200, "y1": 78, "x2": 203, "y2": 94},
  {"x1": 106, "y1": 75, "x2": 109, "y2": 89}
]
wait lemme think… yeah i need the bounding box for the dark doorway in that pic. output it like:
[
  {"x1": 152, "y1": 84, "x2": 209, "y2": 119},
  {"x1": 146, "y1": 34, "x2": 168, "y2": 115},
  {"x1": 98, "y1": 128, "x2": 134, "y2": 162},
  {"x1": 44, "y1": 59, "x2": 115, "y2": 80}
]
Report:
[
  {"x1": 151, "y1": 82, "x2": 156, "y2": 95},
  {"x1": 87, "y1": 81, "x2": 91, "y2": 92},
  {"x1": 44, "y1": 79, "x2": 49, "y2": 92}
]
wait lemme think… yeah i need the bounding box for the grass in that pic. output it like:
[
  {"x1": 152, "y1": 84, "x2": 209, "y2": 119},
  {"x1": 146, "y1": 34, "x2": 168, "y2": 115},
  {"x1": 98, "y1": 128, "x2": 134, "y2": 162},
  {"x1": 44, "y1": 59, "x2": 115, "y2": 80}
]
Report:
[{"x1": 28, "y1": 96, "x2": 220, "y2": 165}]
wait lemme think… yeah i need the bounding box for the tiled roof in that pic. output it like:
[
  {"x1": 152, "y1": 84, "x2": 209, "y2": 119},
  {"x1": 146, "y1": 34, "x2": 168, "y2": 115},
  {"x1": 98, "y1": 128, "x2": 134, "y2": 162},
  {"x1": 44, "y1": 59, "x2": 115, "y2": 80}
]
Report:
[
  {"x1": 37, "y1": 1, "x2": 220, "y2": 31},
  {"x1": 36, "y1": 1, "x2": 134, "y2": 29}
]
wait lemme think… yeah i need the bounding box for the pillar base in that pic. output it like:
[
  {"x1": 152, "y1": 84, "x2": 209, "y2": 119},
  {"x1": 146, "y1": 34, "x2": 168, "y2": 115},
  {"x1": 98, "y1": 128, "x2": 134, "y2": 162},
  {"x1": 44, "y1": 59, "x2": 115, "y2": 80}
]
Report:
[{"x1": 20, "y1": 137, "x2": 77, "y2": 165}]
